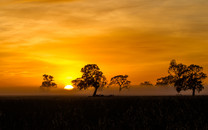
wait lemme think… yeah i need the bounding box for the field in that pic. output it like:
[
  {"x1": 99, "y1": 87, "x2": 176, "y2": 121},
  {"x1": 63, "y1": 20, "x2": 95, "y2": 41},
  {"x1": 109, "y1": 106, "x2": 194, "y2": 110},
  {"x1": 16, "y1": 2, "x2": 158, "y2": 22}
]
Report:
[{"x1": 0, "y1": 96, "x2": 208, "y2": 130}]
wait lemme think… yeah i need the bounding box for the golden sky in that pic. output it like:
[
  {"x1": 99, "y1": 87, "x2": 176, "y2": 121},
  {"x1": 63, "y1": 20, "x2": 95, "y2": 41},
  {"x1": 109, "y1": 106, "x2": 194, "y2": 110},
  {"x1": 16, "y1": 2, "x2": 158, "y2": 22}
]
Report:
[{"x1": 0, "y1": 0, "x2": 208, "y2": 87}]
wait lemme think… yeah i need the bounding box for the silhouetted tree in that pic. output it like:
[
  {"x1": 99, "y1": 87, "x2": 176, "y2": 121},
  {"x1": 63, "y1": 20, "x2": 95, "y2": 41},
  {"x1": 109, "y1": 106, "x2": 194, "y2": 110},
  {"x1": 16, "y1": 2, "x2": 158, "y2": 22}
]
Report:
[
  {"x1": 40, "y1": 74, "x2": 57, "y2": 88},
  {"x1": 108, "y1": 75, "x2": 131, "y2": 91},
  {"x1": 156, "y1": 60, "x2": 207, "y2": 96},
  {"x1": 140, "y1": 81, "x2": 154, "y2": 86},
  {"x1": 72, "y1": 64, "x2": 107, "y2": 97}
]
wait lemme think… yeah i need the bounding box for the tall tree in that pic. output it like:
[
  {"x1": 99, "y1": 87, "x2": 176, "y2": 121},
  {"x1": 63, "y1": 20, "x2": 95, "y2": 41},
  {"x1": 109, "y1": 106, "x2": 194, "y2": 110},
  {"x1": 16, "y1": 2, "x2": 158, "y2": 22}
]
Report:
[
  {"x1": 41, "y1": 74, "x2": 57, "y2": 88},
  {"x1": 108, "y1": 75, "x2": 131, "y2": 91},
  {"x1": 157, "y1": 60, "x2": 207, "y2": 96},
  {"x1": 72, "y1": 64, "x2": 107, "y2": 97}
]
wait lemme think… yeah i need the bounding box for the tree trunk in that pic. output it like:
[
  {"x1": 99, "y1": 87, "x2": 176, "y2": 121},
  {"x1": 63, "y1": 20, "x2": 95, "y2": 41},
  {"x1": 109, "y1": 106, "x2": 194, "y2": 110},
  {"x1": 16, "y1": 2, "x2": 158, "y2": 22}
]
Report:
[
  {"x1": 119, "y1": 85, "x2": 122, "y2": 92},
  {"x1": 192, "y1": 87, "x2": 195, "y2": 96},
  {"x1": 93, "y1": 87, "x2": 98, "y2": 97}
]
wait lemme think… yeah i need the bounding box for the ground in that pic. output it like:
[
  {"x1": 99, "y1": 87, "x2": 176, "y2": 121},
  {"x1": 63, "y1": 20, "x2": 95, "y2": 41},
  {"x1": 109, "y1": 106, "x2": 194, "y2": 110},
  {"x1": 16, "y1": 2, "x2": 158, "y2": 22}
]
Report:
[{"x1": 0, "y1": 96, "x2": 208, "y2": 129}]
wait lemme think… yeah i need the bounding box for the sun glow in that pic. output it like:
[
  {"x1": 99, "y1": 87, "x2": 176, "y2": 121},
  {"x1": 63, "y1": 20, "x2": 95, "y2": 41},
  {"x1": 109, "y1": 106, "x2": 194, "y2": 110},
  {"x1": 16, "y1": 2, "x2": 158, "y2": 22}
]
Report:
[{"x1": 64, "y1": 85, "x2": 74, "y2": 90}]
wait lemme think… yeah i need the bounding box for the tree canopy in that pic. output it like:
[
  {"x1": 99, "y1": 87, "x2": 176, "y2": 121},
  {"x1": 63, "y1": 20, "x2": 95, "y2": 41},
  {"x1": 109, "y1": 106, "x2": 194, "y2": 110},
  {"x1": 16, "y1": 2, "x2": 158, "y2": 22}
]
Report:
[
  {"x1": 140, "y1": 81, "x2": 154, "y2": 86},
  {"x1": 156, "y1": 60, "x2": 207, "y2": 96},
  {"x1": 72, "y1": 64, "x2": 107, "y2": 96},
  {"x1": 40, "y1": 74, "x2": 57, "y2": 88},
  {"x1": 108, "y1": 75, "x2": 131, "y2": 91}
]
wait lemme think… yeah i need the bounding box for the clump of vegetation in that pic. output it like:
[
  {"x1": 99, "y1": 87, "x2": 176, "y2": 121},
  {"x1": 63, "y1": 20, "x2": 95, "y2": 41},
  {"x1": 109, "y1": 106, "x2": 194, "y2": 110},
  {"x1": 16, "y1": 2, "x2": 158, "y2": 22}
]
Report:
[
  {"x1": 140, "y1": 81, "x2": 154, "y2": 86},
  {"x1": 1, "y1": 96, "x2": 208, "y2": 129},
  {"x1": 40, "y1": 74, "x2": 57, "y2": 88},
  {"x1": 72, "y1": 64, "x2": 107, "y2": 97},
  {"x1": 156, "y1": 60, "x2": 207, "y2": 96},
  {"x1": 108, "y1": 75, "x2": 131, "y2": 91}
]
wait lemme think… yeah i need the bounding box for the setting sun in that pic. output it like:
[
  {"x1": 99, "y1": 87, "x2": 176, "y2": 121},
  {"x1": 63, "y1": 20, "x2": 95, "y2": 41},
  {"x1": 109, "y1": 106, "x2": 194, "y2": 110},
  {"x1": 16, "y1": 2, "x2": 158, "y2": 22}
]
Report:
[{"x1": 64, "y1": 85, "x2": 74, "y2": 90}]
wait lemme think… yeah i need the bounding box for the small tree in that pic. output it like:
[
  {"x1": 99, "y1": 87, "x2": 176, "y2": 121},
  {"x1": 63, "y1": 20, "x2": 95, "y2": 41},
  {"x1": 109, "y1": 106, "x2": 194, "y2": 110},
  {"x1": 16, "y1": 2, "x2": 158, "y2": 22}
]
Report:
[
  {"x1": 40, "y1": 74, "x2": 57, "y2": 88},
  {"x1": 140, "y1": 81, "x2": 154, "y2": 86},
  {"x1": 72, "y1": 64, "x2": 107, "y2": 97},
  {"x1": 157, "y1": 60, "x2": 207, "y2": 96},
  {"x1": 108, "y1": 75, "x2": 131, "y2": 91}
]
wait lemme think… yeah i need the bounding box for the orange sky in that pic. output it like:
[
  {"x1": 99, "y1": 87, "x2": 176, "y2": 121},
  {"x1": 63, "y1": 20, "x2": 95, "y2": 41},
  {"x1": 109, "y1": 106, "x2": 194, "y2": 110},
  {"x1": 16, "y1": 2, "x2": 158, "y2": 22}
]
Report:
[{"x1": 0, "y1": 0, "x2": 208, "y2": 87}]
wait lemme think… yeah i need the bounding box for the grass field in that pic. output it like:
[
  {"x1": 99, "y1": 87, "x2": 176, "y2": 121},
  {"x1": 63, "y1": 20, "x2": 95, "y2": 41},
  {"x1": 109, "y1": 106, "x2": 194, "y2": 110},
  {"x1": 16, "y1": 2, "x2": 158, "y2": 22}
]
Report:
[{"x1": 0, "y1": 96, "x2": 208, "y2": 130}]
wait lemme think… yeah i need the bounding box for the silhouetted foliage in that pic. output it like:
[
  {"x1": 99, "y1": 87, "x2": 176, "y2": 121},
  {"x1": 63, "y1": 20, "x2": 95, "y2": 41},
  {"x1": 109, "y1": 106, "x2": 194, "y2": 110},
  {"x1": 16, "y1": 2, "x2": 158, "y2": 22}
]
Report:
[
  {"x1": 140, "y1": 81, "x2": 154, "y2": 86},
  {"x1": 108, "y1": 75, "x2": 131, "y2": 91},
  {"x1": 72, "y1": 64, "x2": 107, "y2": 97},
  {"x1": 40, "y1": 74, "x2": 57, "y2": 88},
  {"x1": 156, "y1": 60, "x2": 207, "y2": 96}
]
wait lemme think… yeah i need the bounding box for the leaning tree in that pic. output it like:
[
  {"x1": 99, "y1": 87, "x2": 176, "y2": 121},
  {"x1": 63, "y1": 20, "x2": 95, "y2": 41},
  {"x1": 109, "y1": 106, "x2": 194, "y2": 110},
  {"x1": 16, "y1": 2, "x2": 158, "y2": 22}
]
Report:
[
  {"x1": 108, "y1": 75, "x2": 131, "y2": 91},
  {"x1": 156, "y1": 60, "x2": 207, "y2": 96},
  {"x1": 40, "y1": 74, "x2": 57, "y2": 88},
  {"x1": 72, "y1": 64, "x2": 107, "y2": 97}
]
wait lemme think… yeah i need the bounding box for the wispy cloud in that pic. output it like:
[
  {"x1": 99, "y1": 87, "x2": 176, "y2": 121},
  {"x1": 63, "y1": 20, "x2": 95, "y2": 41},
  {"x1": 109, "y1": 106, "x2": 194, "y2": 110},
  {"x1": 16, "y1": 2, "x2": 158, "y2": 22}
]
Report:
[
  {"x1": 20, "y1": 0, "x2": 76, "y2": 3},
  {"x1": 0, "y1": 0, "x2": 208, "y2": 87}
]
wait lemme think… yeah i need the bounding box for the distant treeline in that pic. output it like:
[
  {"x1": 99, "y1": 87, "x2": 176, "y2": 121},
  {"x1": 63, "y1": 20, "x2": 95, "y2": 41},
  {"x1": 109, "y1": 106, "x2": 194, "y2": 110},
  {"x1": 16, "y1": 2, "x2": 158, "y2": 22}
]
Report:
[{"x1": 41, "y1": 60, "x2": 207, "y2": 96}]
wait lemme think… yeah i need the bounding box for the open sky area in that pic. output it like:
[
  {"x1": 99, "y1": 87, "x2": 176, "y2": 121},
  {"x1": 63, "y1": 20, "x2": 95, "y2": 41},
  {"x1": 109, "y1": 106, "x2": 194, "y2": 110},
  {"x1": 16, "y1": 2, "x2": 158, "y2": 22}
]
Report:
[{"x1": 0, "y1": 0, "x2": 208, "y2": 88}]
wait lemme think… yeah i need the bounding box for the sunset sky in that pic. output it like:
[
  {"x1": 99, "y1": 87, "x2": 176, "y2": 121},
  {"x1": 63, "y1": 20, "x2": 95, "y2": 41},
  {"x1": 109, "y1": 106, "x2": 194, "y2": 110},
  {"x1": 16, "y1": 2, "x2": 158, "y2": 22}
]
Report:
[{"x1": 0, "y1": 0, "x2": 208, "y2": 88}]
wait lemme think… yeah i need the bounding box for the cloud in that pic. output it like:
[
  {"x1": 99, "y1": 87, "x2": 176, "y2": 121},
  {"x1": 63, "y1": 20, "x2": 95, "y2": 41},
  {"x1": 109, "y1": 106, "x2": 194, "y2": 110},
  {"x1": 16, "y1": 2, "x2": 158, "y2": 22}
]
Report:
[
  {"x1": 0, "y1": 0, "x2": 208, "y2": 86},
  {"x1": 25, "y1": 0, "x2": 76, "y2": 3},
  {"x1": 10, "y1": 0, "x2": 77, "y2": 4}
]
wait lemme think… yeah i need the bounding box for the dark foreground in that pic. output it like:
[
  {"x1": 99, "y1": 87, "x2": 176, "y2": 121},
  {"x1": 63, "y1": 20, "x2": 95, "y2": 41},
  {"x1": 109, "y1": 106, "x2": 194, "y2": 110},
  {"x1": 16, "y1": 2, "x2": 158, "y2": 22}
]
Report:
[{"x1": 0, "y1": 96, "x2": 208, "y2": 130}]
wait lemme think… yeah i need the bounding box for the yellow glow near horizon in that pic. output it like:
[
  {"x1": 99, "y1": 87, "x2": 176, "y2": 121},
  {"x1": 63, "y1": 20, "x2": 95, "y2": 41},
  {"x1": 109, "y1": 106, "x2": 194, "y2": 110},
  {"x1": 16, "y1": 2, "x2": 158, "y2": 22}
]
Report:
[
  {"x1": 64, "y1": 85, "x2": 74, "y2": 90},
  {"x1": 0, "y1": 0, "x2": 208, "y2": 87}
]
